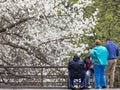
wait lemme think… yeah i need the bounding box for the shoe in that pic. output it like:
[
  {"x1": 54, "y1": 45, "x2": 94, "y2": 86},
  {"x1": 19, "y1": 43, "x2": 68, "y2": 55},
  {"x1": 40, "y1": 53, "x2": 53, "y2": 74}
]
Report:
[
  {"x1": 85, "y1": 85, "x2": 92, "y2": 89},
  {"x1": 102, "y1": 86, "x2": 107, "y2": 88},
  {"x1": 88, "y1": 85, "x2": 92, "y2": 89},
  {"x1": 80, "y1": 86, "x2": 86, "y2": 89}
]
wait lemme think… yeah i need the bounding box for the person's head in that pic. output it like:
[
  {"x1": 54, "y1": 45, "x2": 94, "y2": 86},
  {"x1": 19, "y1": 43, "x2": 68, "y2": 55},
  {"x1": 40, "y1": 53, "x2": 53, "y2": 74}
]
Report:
[
  {"x1": 95, "y1": 39, "x2": 102, "y2": 46},
  {"x1": 106, "y1": 38, "x2": 111, "y2": 42},
  {"x1": 73, "y1": 54, "x2": 80, "y2": 62}
]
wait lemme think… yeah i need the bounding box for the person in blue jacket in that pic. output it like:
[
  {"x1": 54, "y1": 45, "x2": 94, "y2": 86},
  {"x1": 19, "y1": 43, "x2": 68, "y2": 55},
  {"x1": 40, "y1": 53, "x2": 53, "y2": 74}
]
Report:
[
  {"x1": 90, "y1": 40, "x2": 109, "y2": 89},
  {"x1": 105, "y1": 38, "x2": 119, "y2": 88},
  {"x1": 68, "y1": 54, "x2": 86, "y2": 89}
]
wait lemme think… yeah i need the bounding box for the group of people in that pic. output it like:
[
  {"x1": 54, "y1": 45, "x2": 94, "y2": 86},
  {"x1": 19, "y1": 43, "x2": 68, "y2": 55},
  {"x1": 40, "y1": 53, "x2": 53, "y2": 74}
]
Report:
[{"x1": 68, "y1": 38, "x2": 119, "y2": 89}]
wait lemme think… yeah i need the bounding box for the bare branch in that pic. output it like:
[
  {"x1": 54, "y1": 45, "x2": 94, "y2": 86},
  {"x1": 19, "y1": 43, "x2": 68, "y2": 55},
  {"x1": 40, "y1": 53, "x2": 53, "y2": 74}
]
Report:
[{"x1": 0, "y1": 17, "x2": 34, "y2": 33}]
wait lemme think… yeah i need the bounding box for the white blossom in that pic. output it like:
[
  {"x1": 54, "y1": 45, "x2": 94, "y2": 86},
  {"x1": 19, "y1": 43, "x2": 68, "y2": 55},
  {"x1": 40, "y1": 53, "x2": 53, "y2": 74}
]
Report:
[{"x1": 0, "y1": 0, "x2": 98, "y2": 66}]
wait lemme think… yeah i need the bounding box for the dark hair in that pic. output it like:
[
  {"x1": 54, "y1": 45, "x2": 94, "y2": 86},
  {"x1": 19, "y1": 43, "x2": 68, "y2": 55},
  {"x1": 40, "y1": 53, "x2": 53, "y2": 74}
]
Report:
[{"x1": 106, "y1": 38, "x2": 111, "y2": 41}]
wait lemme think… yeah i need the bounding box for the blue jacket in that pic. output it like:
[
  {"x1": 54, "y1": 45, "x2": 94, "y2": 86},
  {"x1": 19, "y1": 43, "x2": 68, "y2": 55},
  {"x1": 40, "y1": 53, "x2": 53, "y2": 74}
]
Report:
[
  {"x1": 105, "y1": 41, "x2": 119, "y2": 60},
  {"x1": 90, "y1": 45, "x2": 109, "y2": 65}
]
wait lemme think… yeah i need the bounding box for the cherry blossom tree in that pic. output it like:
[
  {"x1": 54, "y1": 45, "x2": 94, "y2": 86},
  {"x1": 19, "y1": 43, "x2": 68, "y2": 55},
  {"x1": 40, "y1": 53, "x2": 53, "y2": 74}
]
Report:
[
  {"x1": 0, "y1": 0, "x2": 99, "y2": 85},
  {"x1": 0, "y1": 0, "x2": 98, "y2": 67}
]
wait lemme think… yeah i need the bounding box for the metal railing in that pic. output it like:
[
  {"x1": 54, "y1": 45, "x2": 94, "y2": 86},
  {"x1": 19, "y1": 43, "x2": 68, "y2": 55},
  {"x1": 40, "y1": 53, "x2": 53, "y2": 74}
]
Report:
[
  {"x1": 0, "y1": 65, "x2": 68, "y2": 88},
  {"x1": 114, "y1": 65, "x2": 120, "y2": 88},
  {"x1": 0, "y1": 65, "x2": 119, "y2": 88}
]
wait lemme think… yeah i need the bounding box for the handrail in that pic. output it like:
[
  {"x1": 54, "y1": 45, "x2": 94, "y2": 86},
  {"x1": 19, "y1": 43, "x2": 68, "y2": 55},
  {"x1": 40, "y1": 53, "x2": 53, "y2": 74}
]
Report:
[
  {"x1": 0, "y1": 65, "x2": 68, "y2": 88},
  {"x1": 0, "y1": 65, "x2": 67, "y2": 68},
  {"x1": 0, "y1": 65, "x2": 119, "y2": 88}
]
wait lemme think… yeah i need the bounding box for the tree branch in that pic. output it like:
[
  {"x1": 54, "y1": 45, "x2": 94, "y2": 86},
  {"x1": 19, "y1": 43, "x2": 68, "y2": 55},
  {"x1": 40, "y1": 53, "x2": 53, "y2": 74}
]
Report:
[
  {"x1": 0, "y1": 17, "x2": 34, "y2": 33},
  {"x1": 1, "y1": 41, "x2": 51, "y2": 66}
]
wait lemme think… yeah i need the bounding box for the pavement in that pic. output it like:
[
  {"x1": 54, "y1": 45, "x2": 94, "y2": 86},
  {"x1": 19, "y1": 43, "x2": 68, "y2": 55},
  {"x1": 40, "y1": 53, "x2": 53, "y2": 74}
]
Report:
[
  {"x1": 0, "y1": 89, "x2": 120, "y2": 90},
  {"x1": 0, "y1": 89, "x2": 66, "y2": 90}
]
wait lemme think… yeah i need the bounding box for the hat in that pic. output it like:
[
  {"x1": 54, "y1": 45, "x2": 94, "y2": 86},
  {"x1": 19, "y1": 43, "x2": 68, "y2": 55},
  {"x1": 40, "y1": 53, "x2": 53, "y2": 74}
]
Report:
[
  {"x1": 95, "y1": 40, "x2": 102, "y2": 45},
  {"x1": 74, "y1": 54, "x2": 79, "y2": 58},
  {"x1": 73, "y1": 54, "x2": 80, "y2": 61}
]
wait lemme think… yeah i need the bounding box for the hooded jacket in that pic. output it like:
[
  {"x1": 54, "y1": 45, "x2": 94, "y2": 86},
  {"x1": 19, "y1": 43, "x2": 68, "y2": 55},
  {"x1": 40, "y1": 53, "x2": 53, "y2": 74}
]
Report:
[{"x1": 68, "y1": 54, "x2": 85, "y2": 78}]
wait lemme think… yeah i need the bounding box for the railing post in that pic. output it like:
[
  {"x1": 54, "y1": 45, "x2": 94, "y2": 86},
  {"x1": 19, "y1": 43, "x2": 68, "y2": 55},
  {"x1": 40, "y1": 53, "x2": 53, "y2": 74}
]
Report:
[{"x1": 41, "y1": 67, "x2": 43, "y2": 87}]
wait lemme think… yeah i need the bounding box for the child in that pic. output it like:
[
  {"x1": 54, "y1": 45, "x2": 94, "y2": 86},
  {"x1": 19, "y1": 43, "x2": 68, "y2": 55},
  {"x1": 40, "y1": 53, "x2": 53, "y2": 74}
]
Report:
[{"x1": 84, "y1": 56, "x2": 94, "y2": 88}]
